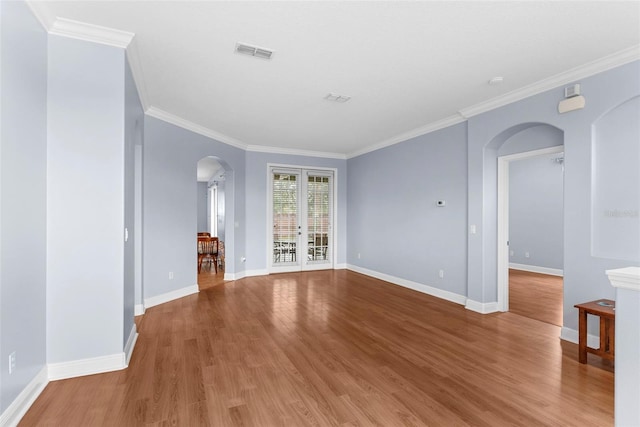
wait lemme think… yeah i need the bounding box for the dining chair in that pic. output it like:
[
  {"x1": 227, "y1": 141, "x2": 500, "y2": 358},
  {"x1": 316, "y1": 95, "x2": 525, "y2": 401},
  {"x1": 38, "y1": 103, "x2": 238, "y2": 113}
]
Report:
[
  {"x1": 197, "y1": 236, "x2": 219, "y2": 273},
  {"x1": 197, "y1": 232, "x2": 211, "y2": 237}
]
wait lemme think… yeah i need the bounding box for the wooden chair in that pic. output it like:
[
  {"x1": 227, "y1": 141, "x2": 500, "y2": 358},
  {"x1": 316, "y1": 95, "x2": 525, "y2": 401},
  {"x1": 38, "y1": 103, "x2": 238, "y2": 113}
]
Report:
[
  {"x1": 197, "y1": 236, "x2": 219, "y2": 273},
  {"x1": 197, "y1": 232, "x2": 211, "y2": 237}
]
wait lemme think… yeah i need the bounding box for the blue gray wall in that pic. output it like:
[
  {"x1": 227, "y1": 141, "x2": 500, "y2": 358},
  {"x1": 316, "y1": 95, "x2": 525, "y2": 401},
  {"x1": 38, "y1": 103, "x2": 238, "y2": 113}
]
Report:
[
  {"x1": 0, "y1": 0, "x2": 48, "y2": 414},
  {"x1": 143, "y1": 116, "x2": 245, "y2": 297},
  {"x1": 347, "y1": 123, "x2": 468, "y2": 297},
  {"x1": 196, "y1": 182, "x2": 208, "y2": 232},
  {"x1": 509, "y1": 153, "x2": 564, "y2": 270},
  {"x1": 467, "y1": 61, "x2": 640, "y2": 332},
  {"x1": 245, "y1": 152, "x2": 347, "y2": 274},
  {"x1": 47, "y1": 35, "x2": 128, "y2": 363}
]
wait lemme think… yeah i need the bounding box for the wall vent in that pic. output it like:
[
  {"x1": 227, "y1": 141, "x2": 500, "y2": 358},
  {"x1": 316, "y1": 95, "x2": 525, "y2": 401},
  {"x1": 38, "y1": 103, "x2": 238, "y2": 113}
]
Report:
[{"x1": 235, "y1": 43, "x2": 274, "y2": 60}]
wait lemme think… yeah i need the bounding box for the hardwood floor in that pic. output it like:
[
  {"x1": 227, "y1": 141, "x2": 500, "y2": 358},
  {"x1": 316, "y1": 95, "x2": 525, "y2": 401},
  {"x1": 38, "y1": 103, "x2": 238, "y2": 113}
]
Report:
[
  {"x1": 509, "y1": 269, "x2": 563, "y2": 326},
  {"x1": 21, "y1": 270, "x2": 613, "y2": 426},
  {"x1": 197, "y1": 265, "x2": 226, "y2": 290}
]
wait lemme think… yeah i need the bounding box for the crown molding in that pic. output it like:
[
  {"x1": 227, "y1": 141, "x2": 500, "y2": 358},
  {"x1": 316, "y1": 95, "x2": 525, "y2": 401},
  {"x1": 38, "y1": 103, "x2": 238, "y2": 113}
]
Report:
[
  {"x1": 126, "y1": 39, "x2": 151, "y2": 110},
  {"x1": 246, "y1": 144, "x2": 346, "y2": 160},
  {"x1": 49, "y1": 17, "x2": 134, "y2": 49},
  {"x1": 459, "y1": 45, "x2": 640, "y2": 119},
  {"x1": 146, "y1": 107, "x2": 249, "y2": 150},
  {"x1": 25, "y1": 1, "x2": 54, "y2": 31},
  {"x1": 346, "y1": 114, "x2": 466, "y2": 159}
]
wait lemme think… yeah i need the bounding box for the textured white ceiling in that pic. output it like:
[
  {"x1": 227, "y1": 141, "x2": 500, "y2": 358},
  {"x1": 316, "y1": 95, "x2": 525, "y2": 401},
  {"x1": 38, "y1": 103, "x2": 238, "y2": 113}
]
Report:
[{"x1": 30, "y1": 1, "x2": 640, "y2": 157}]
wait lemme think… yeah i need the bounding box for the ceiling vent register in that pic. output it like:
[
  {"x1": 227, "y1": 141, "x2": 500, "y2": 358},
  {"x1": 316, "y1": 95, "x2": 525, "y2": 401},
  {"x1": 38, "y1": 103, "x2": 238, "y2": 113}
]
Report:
[{"x1": 235, "y1": 43, "x2": 274, "y2": 60}]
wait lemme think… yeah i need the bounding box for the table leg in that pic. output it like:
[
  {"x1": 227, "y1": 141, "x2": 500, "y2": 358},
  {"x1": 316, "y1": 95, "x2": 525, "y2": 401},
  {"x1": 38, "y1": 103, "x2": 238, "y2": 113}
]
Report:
[{"x1": 578, "y1": 308, "x2": 587, "y2": 364}]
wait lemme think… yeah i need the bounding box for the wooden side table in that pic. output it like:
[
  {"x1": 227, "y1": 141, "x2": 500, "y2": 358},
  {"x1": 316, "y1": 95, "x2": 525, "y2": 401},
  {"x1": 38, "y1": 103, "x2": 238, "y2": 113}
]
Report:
[{"x1": 574, "y1": 299, "x2": 615, "y2": 364}]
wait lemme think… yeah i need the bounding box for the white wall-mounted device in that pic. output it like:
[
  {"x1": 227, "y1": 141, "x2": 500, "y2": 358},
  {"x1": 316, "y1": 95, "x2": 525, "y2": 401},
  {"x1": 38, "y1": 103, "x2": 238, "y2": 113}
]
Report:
[
  {"x1": 559, "y1": 83, "x2": 585, "y2": 114},
  {"x1": 436, "y1": 200, "x2": 446, "y2": 207}
]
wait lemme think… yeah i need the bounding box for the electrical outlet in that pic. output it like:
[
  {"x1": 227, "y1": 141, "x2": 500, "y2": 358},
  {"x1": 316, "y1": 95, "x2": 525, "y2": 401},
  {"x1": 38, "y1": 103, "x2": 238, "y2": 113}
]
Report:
[
  {"x1": 510, "y1": 250, "x2": 514, "y2": 257},
  {"x1": 439, "y1": 270, "x2": 444, "y2": 279},
  {"x1": 168, "y1": 272, "x2": 174, "y2": 279},
  {"x1": 525, "y1": 252, "x2": 530, "y2": 258},
  {"x1": 357, "y1": 253, "x2": 361, "y2": 259},
  {"x1": 9, "y1": 352, "x2": 16, "y2": 374}
]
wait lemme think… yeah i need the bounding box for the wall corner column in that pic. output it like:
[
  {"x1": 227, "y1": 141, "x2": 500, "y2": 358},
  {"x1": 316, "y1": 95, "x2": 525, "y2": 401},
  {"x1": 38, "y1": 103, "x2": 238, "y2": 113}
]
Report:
[{"x1": 606, "y1": 266, "x2": 640, "y2": 427}]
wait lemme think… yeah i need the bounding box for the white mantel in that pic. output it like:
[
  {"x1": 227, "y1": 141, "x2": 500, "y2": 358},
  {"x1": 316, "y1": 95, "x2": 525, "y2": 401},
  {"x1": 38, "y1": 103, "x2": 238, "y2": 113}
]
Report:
[{"x1": 606, "y1": 266, "x2": 640, "y2": 427}]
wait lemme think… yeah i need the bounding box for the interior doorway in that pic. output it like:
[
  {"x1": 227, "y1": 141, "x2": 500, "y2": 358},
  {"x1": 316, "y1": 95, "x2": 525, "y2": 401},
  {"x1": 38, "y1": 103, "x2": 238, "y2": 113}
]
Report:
[
  {"x1": 196, "y1": 156, "x2": 227, "y2": 288},
  {"x1": 497, "y1": 146, "x2": 564, "y2": 325}
]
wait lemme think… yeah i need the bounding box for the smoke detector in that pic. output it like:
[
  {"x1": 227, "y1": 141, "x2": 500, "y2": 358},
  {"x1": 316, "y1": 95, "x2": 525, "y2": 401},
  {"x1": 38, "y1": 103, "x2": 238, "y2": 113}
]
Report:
[{"x1": 235, "y1": 43, "x2": 274, "y2": 60}]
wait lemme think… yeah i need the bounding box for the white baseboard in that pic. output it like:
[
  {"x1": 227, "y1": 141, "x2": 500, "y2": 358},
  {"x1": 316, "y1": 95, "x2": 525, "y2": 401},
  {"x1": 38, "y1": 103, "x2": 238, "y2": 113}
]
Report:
[
  {"x1": 134, "y1": 304, "x2": 145, "y2": 316},
  {"x1": 334, "y1": 263, "x2": 347, "y2": 269},
  {"x1": 244, "y1": 269, "x2": 269, "y2": 278},
  {"x1": 465, "y1": 300, "x2": 500, "y2": 314},
  {"x1": 223, "y1": 270, "x2": 250, "y2": 281},
  {"x1": 509, "y1": 263, "x2": 563, "y2": 277},
  {"x1": 124, "y1": 324, "x2": 138, "y2": 366},
  {"x1": 0, "y1": 366, "x2": 49, "y2": 427},
  {"x1": 560, "y1": 327, "x2": 600, "y2": 348},
  {"x1": 347, "y1": 264, "x2": 467, "y2": 306},
  {"x1": 48, "y1": 353, "x2": 126, "y2": 381},
  {"x1": 144, "y1": 284, "x2": 199, "y2": 309}
]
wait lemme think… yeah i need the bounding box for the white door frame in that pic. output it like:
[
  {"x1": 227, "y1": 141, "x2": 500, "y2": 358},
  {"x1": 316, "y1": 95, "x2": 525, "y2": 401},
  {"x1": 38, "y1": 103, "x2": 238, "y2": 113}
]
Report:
[
  {"x1": 267, "y1": 164, "x2": 338, "y2": 273},
  {"x1": 497, "y1": 145, "x2": 564, "y2": 312}
]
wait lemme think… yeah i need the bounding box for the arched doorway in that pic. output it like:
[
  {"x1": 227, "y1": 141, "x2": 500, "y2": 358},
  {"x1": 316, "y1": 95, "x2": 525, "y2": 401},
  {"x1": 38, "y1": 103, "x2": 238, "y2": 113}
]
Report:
[
  {"x1": 485, "y1": 123, "x2": 565, "y2": 322},
  {"x1": 196, "y1": 156, "x2": 231, "y2": 288}
]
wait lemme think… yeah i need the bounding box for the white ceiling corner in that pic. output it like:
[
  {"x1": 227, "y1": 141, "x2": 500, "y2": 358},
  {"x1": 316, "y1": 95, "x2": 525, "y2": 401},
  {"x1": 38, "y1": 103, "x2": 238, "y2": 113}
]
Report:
[
  {"x1": 458, "y1": 45, "x2": 640, "y2": 119},
  {"x1": 26, "y1": 1, "x2": 640, "y2": 158},
  {"x1": 145, "y1": 107, "x2": 248, "y2": 151}
]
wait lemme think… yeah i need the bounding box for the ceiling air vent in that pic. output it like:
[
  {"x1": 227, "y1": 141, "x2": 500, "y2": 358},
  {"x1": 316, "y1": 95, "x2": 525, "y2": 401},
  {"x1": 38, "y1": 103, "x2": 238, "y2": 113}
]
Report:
[{"x1": 235, "y1": 42, "x2": 274, "y2": 60}]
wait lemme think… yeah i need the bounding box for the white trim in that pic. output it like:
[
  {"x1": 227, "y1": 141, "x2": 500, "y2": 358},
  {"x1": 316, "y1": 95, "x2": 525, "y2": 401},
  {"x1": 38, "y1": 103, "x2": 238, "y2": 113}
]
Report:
[
  {"x1": 126, "y1": 40, "x2": 150, "y2": 110},
  {"x1": 134, "y1": 304, "x2": 145, "y2": 316},
  {"x1": 48, "y1": 353, "x2": 125, "y2": 381},
  {"x1": 497, "y1": 157, "x2": 510, "y2": 312},
  {"x1": 347, "y1": 264, "x2": 467, "y2": 306},
  {"x1": 49, "y1": 18, "x2": 134, "y2": 49},
  {"x1": 0, "y1": 367, "x2": 49, "y2": 427},
  {"x1": 465, "y1": 300, "x2": 500, "y2": 314},
  {"x1": 143, "y1": 284, "x2": 199, "y2": 309},
  {"x1": 606, "y1": 267, "x2": 640, "y2": 292},
  {"x1": 560, "y1": 327, "x2": 600, "y2": 349},
  {"x1": 244, "y1": 269, "x2": 269, "y2": 278},
  {"x1": 25, "y1": 1, "x2": 54, "y2": 31},
  {"x1": 224, "y1": 271, "x2": 244, "y2": 281},
  {"x1": 459, "y1": 45, "x2": 640, "y2": 119},
  {"x1": 334, "y1": 263, "x2": 347, "y2": 269},
  {"x1": 124, "y1": 324, "x2": 138, "y2": 366},
  {"x1": 509, "y1": 263, "x2": 564, "y2": 277},
  {"x1": 497, "y1": 146, "x2": 565, "y2": 312},
  {"x1": 146, "y1": 107, "x2": 248, "y2": 150},
  {"x1": 247, "y1": 144, "x2": 345, "y2": 160},
  {"x1": 347, "y1": 114, "x2": 465, "y2": 159}
]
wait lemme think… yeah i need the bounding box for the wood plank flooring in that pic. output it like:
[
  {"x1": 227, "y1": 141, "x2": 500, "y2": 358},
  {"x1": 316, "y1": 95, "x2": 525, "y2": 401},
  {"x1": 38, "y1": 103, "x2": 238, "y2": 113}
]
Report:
[
  {"x1": 20, "y1": 270, "x2": 613, "y2": 426},
  {"x1": 509, "y1": 269, "x2": 563, "y2": 326}
]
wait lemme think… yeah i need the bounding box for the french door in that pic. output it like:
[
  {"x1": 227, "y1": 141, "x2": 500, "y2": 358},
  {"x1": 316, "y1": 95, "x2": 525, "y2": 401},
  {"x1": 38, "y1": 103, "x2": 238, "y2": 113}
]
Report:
[{"x1": 269, "y1": 167, "x2": 334, "y2": 273}]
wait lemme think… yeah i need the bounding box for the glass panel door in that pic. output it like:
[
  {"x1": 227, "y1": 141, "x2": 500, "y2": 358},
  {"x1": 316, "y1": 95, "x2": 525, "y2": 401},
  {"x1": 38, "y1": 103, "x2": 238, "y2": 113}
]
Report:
[
  {"x1": 305, "y1": 173, "x2": 332, "y2": 268},
  {"x1": 269, "y1": 167, "x2": 334, "y2": 272},
  {"x1": 272, "y1": 170, "x2": 300, "y2": 270}
]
